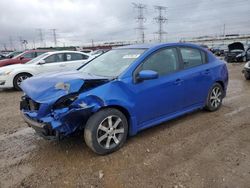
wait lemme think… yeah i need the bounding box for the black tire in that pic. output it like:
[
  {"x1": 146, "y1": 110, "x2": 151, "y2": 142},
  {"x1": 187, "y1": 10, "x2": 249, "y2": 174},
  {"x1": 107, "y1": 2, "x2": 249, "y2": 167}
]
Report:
[
  {"x1": 84, "y1": 108, "x2": 128, "y2": 155},
  {"x1": 205, "y1": 83, "x2": 224, "y2": 112},
  {"x1": 244, "y1": 72, "x2": 250, "y2": 80},
  {"x1": 13, "y1": 73, "x2": 32, "y2": 91}
]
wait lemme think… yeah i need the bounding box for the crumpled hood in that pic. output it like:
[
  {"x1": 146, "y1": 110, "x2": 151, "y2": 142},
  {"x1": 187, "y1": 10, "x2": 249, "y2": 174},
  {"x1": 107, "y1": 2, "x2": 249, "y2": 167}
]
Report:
[
  {"x1": 228, "y1": 42, "x2": 245, "y2": 51},
  {"x1": 21, "y1": 71, "x2": 109, "y2": 103}
]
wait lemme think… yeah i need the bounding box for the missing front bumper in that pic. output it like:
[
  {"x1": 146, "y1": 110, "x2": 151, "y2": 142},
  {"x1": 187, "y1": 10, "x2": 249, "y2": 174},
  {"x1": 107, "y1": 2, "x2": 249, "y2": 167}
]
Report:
[{"x1": 21, "y1": 111, "x2": 61, "y2": 140}]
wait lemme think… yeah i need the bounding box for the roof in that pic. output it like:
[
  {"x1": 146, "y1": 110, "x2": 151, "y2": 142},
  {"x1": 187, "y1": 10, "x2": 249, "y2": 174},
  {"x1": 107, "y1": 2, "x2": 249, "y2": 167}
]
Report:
[
  {"x1": 45, "y1": 50, "x2": 88, "y2": 55},
  {"x1": 117, "y1": 42, "x2": 202, "y2": 50}
]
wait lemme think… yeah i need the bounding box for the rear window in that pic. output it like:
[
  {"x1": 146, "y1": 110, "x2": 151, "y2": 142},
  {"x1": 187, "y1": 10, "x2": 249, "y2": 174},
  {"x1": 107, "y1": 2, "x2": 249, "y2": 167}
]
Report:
[{"x1": 180, "y1": 48, "x2": 206, "y2": 69}]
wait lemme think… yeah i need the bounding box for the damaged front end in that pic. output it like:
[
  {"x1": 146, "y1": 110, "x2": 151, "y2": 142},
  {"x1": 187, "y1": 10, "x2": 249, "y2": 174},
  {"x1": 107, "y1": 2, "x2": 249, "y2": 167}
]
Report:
[
  {"x1": 20, "y1": 72, "x2": 110, "y2": 140},
  {"x1": 225, "y1": 42, "x2": 245, "y2": 63}
]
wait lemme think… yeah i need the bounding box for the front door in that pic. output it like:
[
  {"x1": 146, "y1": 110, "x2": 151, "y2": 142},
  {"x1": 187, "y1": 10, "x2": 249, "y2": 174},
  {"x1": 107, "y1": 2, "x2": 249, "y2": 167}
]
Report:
[{"x1": 131, "y1": 47, "x2": 185, "y2": 125}]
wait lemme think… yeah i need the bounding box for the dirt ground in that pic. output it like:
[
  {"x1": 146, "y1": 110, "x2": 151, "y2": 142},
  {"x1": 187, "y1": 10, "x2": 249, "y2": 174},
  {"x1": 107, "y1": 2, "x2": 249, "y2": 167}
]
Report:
[{"x1": 0, "y1": 63, "x2": 249, "y2": 188}]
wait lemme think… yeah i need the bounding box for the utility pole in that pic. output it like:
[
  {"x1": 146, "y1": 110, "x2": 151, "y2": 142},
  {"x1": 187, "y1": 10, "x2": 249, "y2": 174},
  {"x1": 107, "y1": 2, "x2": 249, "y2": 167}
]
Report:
[
  {"x1": 154, "y1": 5, "x2": 167, "y2": 42},
  {"x1": 3, "y1": 43, "x2": 7, "y2": 51},
  {"x1": 33, "y1": 39, "x2": 36, "y2": 49},
  {"x1": 23, "y1": 40, "x2": 28, "y2": 50},
  {"x1": 132, "y1": 3, "x2": 147, "y2": 43},
  {"x1": 223, "y1": 24, "x2": 226, "y2": 45},
  {"x1": 51, "y1": 29, "x2": 57, "y2": 47}
]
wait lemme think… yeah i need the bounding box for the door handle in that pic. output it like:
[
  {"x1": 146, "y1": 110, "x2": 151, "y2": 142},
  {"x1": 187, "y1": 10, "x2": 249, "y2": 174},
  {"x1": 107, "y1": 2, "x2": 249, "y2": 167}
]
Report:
[
  {"x1": 203, "y1": 69, "x2": 210, "y2": 75},
  {"x1": 174, "y1": 78, "x2": 183, "y2": 85},
  {"x1": 59, "y1": 64, "x2": 66, "y2": 67}
]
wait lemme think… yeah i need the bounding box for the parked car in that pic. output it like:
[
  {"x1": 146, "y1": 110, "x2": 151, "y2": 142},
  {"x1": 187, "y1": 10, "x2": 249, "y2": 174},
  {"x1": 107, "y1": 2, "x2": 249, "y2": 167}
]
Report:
[
  {"x1": 0, "y1": 49, "x2": 50, "y2": 67},
  {"x1": 225, "y1": 42, "x2": 245, "y2": 62},
  {"x1": 0, "y1": 51, "x2": 90, "y2": 90},
  {"x1": 0, "y1": 54, "x2": 6, "y2": 60},
  {"x1": 242, "y1": 61, "x2": 250, "y2": 80},
  {"x1": 5, "y1": 51, "x2": 23, "y2": 59},
  {"x1": 20, "y1": 43, "x2": 228, "y2": 155},
  {"x1": 211, "y1": 44, "x2": 227, "y2": 56},
  {"x1": 91, "y1": 49, "x2": 110, "y2": 57},
  {"x1": 234, "y1": 46, "x2": 250, "y2": 62}
]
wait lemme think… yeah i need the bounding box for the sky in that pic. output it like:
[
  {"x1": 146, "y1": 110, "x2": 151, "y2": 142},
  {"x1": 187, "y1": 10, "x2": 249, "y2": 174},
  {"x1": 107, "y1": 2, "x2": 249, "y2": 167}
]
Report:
[{"x1": 0, "y1": 0, "x2": 250, "y2": 50}]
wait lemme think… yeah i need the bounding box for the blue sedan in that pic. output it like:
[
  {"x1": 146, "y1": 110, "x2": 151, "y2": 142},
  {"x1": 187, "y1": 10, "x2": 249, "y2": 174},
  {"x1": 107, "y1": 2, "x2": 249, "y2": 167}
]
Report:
[{"x1": 20, "y1": 43, "x2": 228, "y2": 155}]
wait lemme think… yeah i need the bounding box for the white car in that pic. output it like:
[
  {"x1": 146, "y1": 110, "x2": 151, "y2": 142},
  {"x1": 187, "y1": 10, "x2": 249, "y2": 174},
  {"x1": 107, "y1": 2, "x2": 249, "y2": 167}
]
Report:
[{"x1": 0, "y1": 51, "x2": 90, "y2": 90}]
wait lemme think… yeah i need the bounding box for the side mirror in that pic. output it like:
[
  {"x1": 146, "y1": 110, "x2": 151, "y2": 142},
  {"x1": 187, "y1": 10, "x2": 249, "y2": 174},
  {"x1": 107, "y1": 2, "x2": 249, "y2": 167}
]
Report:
[
  {"x1": 38, "y1": 59, "x2": 46, "y2": 65},
  {"x1": 137, "y1": 70, "x2": 158, "y2": 82},
  {"x1": 19, "y1": 56, "x2": 24, "y2": 60}
]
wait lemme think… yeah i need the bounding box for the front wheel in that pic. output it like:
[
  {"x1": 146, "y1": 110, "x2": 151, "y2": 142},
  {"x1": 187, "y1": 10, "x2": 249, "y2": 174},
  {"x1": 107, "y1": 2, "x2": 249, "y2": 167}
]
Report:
[
  {"x1": 205, "y1": 83, "x2": 224, "y2": 112},
  {"x1": 84, "y1": 108, "x2": 128, "y2": 155},
  {"x1": 13, "y1": 73, "x2": 32, "y2": 91}
]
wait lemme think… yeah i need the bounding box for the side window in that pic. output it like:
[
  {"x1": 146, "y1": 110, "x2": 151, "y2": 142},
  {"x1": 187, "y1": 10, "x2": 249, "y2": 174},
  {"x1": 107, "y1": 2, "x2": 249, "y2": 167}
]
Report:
[
  {"x1": 44, "y1": 54, "x2": 64, "y2": 63},
  {"x1": 36, "y1": 52, "x2": 46, "y2": 57},
  {"x1": 141, "y1": 48, "x2": 179, "y2": 76},
  {"x1": 23, "y1": 52, "x2": 35, "y2": 58},
  {"x1": 82, "y1": 54, "x2": 89, "y2": 60},
  {"x1": 65, "y1": 53, "x2": 89, "y2": 61},
  {"x1": 180, "y1": 48, "x2": 205, "y2": 69}
]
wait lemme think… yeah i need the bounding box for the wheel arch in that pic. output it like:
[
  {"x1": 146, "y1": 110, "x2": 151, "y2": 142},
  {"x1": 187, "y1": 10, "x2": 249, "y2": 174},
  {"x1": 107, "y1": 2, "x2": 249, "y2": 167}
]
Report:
[
  {"x1": 98, "y1": 105, "x2": 133, "y2": 136},
  {"x1": 13, "y1": 72, "x2": 33, "y2": 87}
]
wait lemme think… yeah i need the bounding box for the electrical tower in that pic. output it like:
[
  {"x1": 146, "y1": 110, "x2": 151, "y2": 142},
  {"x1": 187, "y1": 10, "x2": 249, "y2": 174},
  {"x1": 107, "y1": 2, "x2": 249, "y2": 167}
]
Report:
[
  {"x1": 37, "y1": 28, "x2": 45, "y2": 47},
  {"x1": 132, "y1": 3, "x2": 147, "y2": 43},
  {"x1": 51, "y1": 29, "x2": 57, "y2": 47},
  {"x1": 154, "y1": 5, "x2": 167, "y2": 42}
]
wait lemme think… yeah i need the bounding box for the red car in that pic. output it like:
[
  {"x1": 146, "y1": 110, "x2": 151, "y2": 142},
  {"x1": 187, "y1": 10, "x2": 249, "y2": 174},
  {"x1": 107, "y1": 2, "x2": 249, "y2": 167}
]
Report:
[{"x1": 0, "y1": 50, "x2": 50, "y2": 67}]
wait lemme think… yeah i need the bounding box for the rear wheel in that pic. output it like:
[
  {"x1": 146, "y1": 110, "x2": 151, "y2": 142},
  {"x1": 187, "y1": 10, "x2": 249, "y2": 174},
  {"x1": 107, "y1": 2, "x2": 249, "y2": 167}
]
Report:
[
  {"x1": 84, "y1": 108, "x2": 128, "y2": 155},
  {"x1": 205, "y1": 83, "x2": 223, "y2": 112},
  {"x1": 13, "y1": 73, "x2": 32, "y2": 91}
]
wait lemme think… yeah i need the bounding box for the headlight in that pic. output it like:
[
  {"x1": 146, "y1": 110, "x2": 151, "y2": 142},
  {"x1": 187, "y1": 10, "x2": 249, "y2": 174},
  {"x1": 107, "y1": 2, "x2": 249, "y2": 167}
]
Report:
[
  {"x1": 0, "y1": 70, "x2": 12, "y2": 76},
  {"x1": 53, "y1": 93, "x2": 78, "y2": 109}
]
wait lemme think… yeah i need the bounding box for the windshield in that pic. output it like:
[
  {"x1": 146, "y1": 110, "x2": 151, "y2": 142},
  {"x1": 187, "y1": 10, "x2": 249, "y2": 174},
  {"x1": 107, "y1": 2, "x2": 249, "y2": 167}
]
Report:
[
  {"x1": 79, "y1": 49, "x2": 145, "y2": 77},
  {"x1": 25, "y1": 53, "x2": 49, "y2": 64}
]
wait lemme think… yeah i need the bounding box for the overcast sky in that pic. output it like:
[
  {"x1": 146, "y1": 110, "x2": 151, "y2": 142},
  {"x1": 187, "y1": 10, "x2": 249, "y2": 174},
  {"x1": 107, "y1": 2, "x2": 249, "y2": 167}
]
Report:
[{"x1": 0, "y1": 0, "x2": 250, "y2": 50}]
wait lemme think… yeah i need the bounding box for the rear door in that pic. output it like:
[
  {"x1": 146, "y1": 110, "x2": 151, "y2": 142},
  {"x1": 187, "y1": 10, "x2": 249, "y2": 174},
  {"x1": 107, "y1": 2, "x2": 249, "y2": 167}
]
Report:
[
  {"x1": 63, "y1": 53, "x2": 89, "y2": 71},
  {"x1": 178, "y1": 47, "x2": 213, "y2": 108}
]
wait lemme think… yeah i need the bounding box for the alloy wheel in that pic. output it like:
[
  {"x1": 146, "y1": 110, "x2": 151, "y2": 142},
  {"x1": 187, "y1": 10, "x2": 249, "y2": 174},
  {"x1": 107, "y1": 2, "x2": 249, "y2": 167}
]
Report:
[
  {"x1": 96, "y1": 115, "x2": 125, "y2": 149},
  {"x1": 17, "y1": 75, "x2": 29, "y2": 86},
  {"x1": 210, "y1": 86, "x2": 222, "y2": 108}
]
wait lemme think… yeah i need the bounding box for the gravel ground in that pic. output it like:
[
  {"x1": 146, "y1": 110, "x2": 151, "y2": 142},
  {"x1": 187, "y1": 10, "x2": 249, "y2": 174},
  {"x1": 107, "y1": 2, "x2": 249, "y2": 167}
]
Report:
[{"x1": 0, "y1": 63, "x2": 249, "y2": 188}]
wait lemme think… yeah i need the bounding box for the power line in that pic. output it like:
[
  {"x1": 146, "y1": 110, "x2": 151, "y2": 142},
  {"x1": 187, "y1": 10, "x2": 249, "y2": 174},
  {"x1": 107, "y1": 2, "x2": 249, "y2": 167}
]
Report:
[
  {"x1": 154, "y1": 5, "x2": 167, "y2": 42},
  {"x1": 132, "y1": 3, "x2": 147, "y2": 43}
]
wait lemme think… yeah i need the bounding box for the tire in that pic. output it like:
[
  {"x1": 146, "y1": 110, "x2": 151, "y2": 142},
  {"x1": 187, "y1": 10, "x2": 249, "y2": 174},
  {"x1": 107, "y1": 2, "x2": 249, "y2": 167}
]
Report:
[
  {"x1": 84, "y1": 108, "x2": 128, "y2": 155},
  {"x1": 244, "y1": 72, "x2": 250, "y2": 80},
  {"x1": 205, "y1": 83, "x2": 224, "y2": 112},
  {"x1": 13, "y1": 73, "x2": 32, "y2": 91}
]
